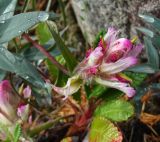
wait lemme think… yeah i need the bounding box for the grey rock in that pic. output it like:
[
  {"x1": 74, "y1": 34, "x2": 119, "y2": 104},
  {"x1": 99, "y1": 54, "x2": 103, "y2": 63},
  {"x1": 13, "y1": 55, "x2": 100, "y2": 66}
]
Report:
[{"x1": 71, "y1": 0, "x2": 160, "y2": 45}]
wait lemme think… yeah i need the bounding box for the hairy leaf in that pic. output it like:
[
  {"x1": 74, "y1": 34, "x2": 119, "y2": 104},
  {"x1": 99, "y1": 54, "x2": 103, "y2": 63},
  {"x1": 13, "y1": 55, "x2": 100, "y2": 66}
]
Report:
[
  {"x1": 89, "y1": 117, "x2": 123, "y2": 142},
  {"x1": 95, "y1": 99, "x2": 134, "y2": 121},
  {"x1": 13, "y1": 123, "x2": 21, "y2": 142}
]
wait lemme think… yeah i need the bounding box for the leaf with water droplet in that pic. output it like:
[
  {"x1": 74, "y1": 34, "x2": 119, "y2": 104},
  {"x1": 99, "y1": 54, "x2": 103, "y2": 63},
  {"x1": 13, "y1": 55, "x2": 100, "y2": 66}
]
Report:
[
  {"x1": 0, "y1": 0, "x2": 17, "y2": 20},
  {"x1": 0, "y1": 11, "x2": 58, "y2": 44},
  {"x1": 0, "y1": 45, "x2": 45, "y2": 88},
  {"x1": 37, "y1": 12, "x2": 49, "y2": 22}
]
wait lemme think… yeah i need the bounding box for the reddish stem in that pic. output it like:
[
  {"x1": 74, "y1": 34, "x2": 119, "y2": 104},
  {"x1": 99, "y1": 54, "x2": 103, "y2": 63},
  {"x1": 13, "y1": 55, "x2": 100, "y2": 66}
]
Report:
[{"x1": 22, "y1": 34, "x2": 69, "y2": 75}]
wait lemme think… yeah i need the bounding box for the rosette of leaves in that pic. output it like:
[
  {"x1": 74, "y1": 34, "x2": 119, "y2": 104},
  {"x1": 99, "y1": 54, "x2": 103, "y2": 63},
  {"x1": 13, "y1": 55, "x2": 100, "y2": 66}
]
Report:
[
  {"x1": 128, "y1": 14, "x2": 160, "y2": 113},
  {"x1": 129, "y1": 14, "x2": 160, "y2": 74}
]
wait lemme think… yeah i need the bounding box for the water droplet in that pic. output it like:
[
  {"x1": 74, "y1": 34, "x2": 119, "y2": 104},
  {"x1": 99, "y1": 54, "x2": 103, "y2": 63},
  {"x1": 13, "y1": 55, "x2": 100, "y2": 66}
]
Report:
[
  {"x1": 27, "y1": 19, "x2": 31, "y2": 22},
  {"x1": 0, "y1": 48, "x2": 4, "y2": 52},
  {"x1": 0, "y1": 20, "x2": 5, "y2": 23},
  {"x1": 18, "y1": 30, "x2": 22, "y2": 33},
  {"x1": 25, "y1": 76, "x2": 29, "y2": 79},
  {"x1": 38, "y1": 12, "x2": 49, "y2": 22},
  {"x1": 5, "y1": 51, "x2": 16, "y2": 63}
]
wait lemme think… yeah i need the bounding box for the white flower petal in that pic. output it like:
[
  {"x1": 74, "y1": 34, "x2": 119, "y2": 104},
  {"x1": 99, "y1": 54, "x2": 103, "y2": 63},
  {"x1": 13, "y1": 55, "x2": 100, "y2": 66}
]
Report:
[
  {"x1": 52, "y1": 75, "x2": 82, "y2": 99},
  {"x1": 100, "y1": 57, "x2": 137, "y2": 74},
  {"x1": 94, "y1": 77, "x2": 135, "y2": 97}
]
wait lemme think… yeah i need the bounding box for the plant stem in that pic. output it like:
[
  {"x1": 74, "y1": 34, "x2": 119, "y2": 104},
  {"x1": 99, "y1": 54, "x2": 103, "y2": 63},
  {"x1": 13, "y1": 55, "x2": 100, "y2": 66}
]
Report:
[
  {"x1": 28, "y1": 117, "x2": 63, "y2": 137},
  {"x1": 22, "y1": 34, "x2": 69, "y2": 75},
  {"x1": 22, "y1": 0, "x2": 31, "y2": 12}
]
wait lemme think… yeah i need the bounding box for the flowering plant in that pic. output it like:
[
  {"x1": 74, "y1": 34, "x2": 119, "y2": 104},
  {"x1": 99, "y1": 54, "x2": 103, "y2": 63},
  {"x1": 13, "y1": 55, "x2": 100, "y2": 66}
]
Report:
[{"x1": 53, "y1": 27, "x2": 142, "y2": 99}]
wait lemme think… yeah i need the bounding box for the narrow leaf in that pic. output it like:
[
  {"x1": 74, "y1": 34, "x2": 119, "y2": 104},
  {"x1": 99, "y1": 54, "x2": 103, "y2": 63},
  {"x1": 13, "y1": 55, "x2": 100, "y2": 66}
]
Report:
[
  {"x1": 139, "y1": 14, "x2": 160, "y2": 31},
  {"x1": 127, "y1": 64, "x2": 157, "y2": 74},
  {"x1": 136, "y1": 27, "x2": 154, "y2": 38},
  {"x1": 47, "y1": 21, "x2": 77, "y2": 72},
  {"x1": 144, "y1": 36, "x2": 159, "y2": 68}
]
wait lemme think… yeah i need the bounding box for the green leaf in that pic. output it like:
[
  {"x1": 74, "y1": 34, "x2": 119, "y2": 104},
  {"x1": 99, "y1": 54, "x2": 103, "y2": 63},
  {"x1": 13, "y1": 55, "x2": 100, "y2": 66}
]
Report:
[
  {"x1": 0, "y1": 0, "x2": 17, "y2": 16},
  {"x1": 139, "y1": 14, "x2": 160, "y2": 31},
  {"x1": 0, "y1": 69, "x2": 6, "y2": 81},
  {"x1": 21, "y1": 46, "x2": 60, "y2": 61},
  {"x1": 46, "y1": 55, "x2": 66, "y2": 83},
  {"x1": 136, "y1": 27, "x2": 154, "y2": 38},
  {"x1": 152, "y1": 36, "x2": 160, "y2": 48},
  {"x1": 124, "y1": 72, "x2": 147, "y2": 88},
  {"x1": 47, "y1": 21, "x2": 77, "y2": 72},
  {"x1": 13, "y1": 123, "x2": 21, "y2": 142},
  {"x1": 102, "y1": 89, "x2": 123, "y2": 101},
  {"x1": 93, "y1": 29, "x2": 106, "y2": 47},
  {"x1": 95, "y1": 99, "x2": 134, "y2": 121},
  {"x1": 0, "y1": 45, "x2": 45, "y2": 88},
  {"x1": 89, "y1": 85, "x2": 107, "y2": 99},
  {"x1": 144, "y1": 36, "x2": 159, "y2": 68},
  {"x1": 127, "y1": 64, "x2": 157, "y2": 73},
  {"x1": 46, "y1": 58, "x2": 59, "y2": 82},
  {"x1": 36, "y1": 22, "x2": 52, "y2": 44},
  {"x1": 139, "y1": 14, "x2": 155, "y2": 23},
  {"x1": 0, "y1": 11, "x2": 58, "y2": 43},
  {"x1": 0, "y1": 123, "x2": 13, "y2": 141},
  {"x1": 89, "y1": 117, "x2": 122, "y2": 142}
]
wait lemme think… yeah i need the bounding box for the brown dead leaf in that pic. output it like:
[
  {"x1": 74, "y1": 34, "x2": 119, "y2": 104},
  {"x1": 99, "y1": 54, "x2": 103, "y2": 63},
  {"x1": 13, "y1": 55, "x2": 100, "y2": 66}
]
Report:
[
  {"x1": 144, "y1": 134, "x2": 160, "y2": 142},
  {"x1": 140, "y1": 112, "x2": 160, "y2": 125},
  {"x1": 141, "y1": 90, "x2": 153, "y2": 103}
]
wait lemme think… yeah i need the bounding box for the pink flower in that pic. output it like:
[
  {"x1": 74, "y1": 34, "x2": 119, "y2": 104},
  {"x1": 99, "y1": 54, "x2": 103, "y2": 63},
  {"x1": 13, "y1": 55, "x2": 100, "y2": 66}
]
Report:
[
  {"x1": 53, "y1": 27, "x2": 142, "y2": 98},
  {"x1": 17, "y1": 103, "x2": 29, "y2": 121},
  {"x1": 0, "y1": 80, "x2": 19, "y2": 125},
  {"x1": 79, "y1": 27, "x2": 142, "y2": 97},
  {"x1": 23, "y1": 86, "x2": 31, "y2": 99},
  {"x1": 0, "y1": 80, "x2": 30, "y2": 125}
]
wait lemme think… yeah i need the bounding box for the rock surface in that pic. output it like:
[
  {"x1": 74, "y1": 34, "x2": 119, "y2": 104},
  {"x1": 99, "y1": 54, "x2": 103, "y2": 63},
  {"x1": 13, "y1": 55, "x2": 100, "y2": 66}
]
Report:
[{"x1": 71, "y1": 0, "x2": 160, "y2": 45}]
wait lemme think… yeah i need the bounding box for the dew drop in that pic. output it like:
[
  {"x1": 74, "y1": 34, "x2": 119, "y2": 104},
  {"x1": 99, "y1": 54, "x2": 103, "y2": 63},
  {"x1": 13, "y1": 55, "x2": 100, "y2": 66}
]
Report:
[
  {"x1": 0, "y1": 20, "x2": 5, "y2": 23},
  {"x1": 0, "y1": 48, "x2": 4, "y2": 52},
  {"x1": 25, "y1": 76, "x2": 29, "y2": 79},
  {"x1": 38, "y1": 12, "x2": 49, "y2": 22}
]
